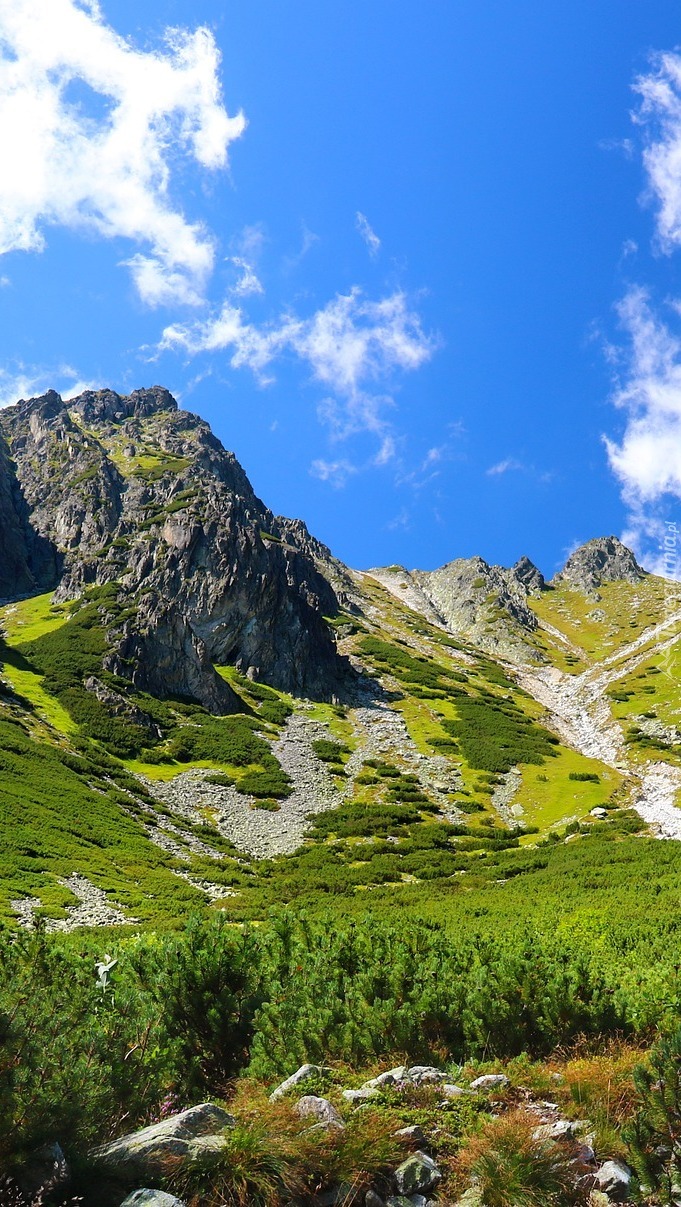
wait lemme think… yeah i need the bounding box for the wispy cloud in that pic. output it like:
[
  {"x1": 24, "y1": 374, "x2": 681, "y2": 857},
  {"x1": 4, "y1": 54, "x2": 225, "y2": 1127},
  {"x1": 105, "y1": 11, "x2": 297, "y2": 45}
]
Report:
[
  {"x1": 599, "y1": 48, "x2": 681, "y2": 577},
  {"x1": 0, "y1": 0, "x2": 244, "y2": 306},
  {"x1": 0, "y1": 361, "x2": 96, "y2": 408},
  {"x1": 635, "y1": 50, "x2": 681, "y2": 251},
  {"x1": 486, "y1": 457, "x2": 524, "y2": 476},
  {"x1": 605, "y1": 287, "x2": 681, "y2": 502},
  {"x1": 282, "y1": 224, "x2": 320, "y2": 274},
  {"x1": 226, "y1": 225, "x2": 265, "y2": 296},
  {"x1": 356, "y1": 211, "x2": 381, "y2": 258},
  {"x1": 310, "y1": 457, "x2": 357, "y2": 488},
  {"x1": 161, "y1": 287, "x2": 436, "y2": 460}
]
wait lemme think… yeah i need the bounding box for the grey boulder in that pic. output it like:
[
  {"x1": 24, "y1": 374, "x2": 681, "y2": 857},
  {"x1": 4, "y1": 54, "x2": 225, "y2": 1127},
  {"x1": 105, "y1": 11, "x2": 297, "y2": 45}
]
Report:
[
  {"x1": 594, "y1": 1159, "x2": 632, "y2": 1201},
  {"x1": 295, "y1": 1095, "x2": 343, "y2": 1126},
  {"x1": 270, "y1": 1063, "x2": 324, "y2": 1101},
  {"x1": 406, "y1": 1066, "x2": 447, "y2": 1085},
  {"x1": 120, "y1": 1193, "x2": 187, "y2": 1207},
  {"x1": 469, "y1": 1074, "x2": 509, "y2": 1091},
  {"x1": 394, "y1": 1152, "x2": 441, "y2": 1196},
  {"x1": 90, "y1": 1103, "x2": 235, "y2": 1181},
  {"x1": 343, "y1": 1087, "x2": 379, "y2": 1104}
]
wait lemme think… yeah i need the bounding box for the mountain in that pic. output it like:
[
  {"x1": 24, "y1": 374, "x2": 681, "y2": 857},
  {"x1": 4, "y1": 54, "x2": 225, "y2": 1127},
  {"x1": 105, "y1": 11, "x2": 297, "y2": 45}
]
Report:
[
  {"x1": 0, "y1": 386, "x2": 344, "y2": 703},
  {"x1": 0, "y1": 385, "x2": 680, "y2": 933}
]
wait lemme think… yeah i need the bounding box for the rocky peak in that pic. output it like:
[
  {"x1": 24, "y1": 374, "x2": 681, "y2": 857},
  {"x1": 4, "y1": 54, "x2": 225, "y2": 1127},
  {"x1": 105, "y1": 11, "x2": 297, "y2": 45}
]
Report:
[
  {"x1": 69, "y1": 386, "x2": 178, "y2": 425},
  {"x1": 0, "y1": 384, "x2": 346, "y2": 702},
  {"x1": 553, "y1": 536, "x2": 645, "y2": 593},
  {"x1": 511, "y1": 555, "x2": 545, "y2": 594}
]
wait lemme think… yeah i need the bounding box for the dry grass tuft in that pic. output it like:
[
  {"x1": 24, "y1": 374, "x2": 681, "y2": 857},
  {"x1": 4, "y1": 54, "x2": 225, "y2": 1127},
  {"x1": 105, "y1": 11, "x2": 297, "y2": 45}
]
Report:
[{"x1": 451, "y1": 1109, "x2": 587, "y2": 1207}]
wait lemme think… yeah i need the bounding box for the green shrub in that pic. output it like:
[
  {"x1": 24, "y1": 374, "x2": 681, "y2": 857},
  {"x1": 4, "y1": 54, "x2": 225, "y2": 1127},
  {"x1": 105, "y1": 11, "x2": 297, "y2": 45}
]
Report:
[
  {"x1": 312, "y1": 738, "x2": 350, "y2": 763},
  {"x1": 442, "y1": 697, "x2": 559, "y2": 773},
  {"x1": 237, "y1": 769, "x2": 293, "y2": 799}
]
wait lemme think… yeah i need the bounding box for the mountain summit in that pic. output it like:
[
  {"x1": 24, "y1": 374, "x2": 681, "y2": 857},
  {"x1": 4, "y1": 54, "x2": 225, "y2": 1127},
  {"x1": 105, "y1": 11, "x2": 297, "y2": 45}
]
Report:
[
  {"x1": 0, "y1": 386, "x2": 345, "y2": 704},
  {"x1": 553, "y1": 536, "x2": 646, "y2": 593}
]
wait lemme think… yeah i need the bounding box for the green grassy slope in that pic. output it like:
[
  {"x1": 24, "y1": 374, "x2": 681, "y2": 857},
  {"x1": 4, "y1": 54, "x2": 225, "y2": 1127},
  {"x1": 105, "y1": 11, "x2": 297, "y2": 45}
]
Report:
[{"x1": 0, "y1": 560, "x2": 678, "y2": 931}]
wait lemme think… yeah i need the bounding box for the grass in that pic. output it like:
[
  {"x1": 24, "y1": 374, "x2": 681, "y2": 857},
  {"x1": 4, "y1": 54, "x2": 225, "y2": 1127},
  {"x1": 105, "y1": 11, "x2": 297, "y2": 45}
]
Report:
[
  {"x1": 530, "y1": 577, "x2": 681, "y2": 666},
  {"x1": 0, "y1": 592, "x2": 71, "y2": 644},
  {"x1": 514, "y1": 749, "x2": 621, "y2": 833}
]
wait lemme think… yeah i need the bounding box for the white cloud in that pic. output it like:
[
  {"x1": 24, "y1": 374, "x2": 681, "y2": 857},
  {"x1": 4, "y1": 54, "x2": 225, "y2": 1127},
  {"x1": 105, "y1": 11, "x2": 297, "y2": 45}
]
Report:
[
  {"x1": 486, "y1": 457, "x2": 523, "y2": 476},
  {"x1": 356, "y1": 211, "x2": 381, "y2": 258},
  {"x1": 161, "y1": 286, "x2": 436, "y2": 453},
  {"x1": 0, "y1": 0, "x2": 244, "y2": 305},
  {"x1": 283, "y1": 224, "x2": 320, "y2": 274},
  {"x1": 228, "y1": 257, "x2": 264, "y2": 298},
  {"x1": 309, "y1": 458, "x2": 357, "y2": 488},
  {"x1": 605, "y1": 287, "x2": 681, "y2": 501},
  {"x1": 635, "y1": 51, "x2": 681, "y2": 250},
  {"x1": 0, "y1": 274, "x2": 9, "y2": 287},
  {"x1": 226, "y1": 225, "x2": 265, "y2": 297},
  {"x1": 0, "y1": 361, "x2": 96, "y2": 407}
]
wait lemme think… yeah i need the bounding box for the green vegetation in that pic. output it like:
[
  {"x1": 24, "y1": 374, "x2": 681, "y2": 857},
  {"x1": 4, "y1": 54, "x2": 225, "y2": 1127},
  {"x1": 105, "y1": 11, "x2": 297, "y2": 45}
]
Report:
[{"x1": 441, "y1": 695, "x2": 559, "y2": 773}]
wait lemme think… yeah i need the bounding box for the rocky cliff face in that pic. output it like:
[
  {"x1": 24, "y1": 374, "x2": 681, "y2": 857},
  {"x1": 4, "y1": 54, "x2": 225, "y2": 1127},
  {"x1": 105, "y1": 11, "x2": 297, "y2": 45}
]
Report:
[
  {"x1": 0, "y1": 426, "x2": 59, "y2": 600},
  {"x1": 0, "y1": 387, "x2": 344, "y2": 701},
  {"x1": 370, "y1": 554, "x2": 546, "y2": 662},
  {"x1": 553, "y1": 536, "x2": 645, "y2": 593}
]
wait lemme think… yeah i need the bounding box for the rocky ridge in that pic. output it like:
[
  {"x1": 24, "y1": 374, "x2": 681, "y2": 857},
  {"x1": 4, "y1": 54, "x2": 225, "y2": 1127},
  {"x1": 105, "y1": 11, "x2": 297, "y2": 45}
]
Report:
[{"x1": 0, "y1": 387, "x2": 345, "y2": 702}]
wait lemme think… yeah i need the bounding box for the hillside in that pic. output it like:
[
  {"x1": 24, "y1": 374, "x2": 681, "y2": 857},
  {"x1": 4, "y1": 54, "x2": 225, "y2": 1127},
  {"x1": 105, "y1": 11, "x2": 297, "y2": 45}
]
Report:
[
  {"x1": 0, "y1": 389, "x2": 680, "y2": 931},
  {"x1": 5, "y1": 390, "x2": 681, "y2": 1204}
]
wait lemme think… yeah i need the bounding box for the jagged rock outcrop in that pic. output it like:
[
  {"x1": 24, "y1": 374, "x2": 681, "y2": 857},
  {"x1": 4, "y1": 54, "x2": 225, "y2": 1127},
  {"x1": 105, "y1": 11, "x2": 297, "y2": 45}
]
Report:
[
  {"x1": 512, "y1": 555, "x2": 545, "y2": 594},
  {"x1": 0, "y1": 387, "x2": 345, "y2": 700},
  {"x1": 0, "y1": 427, "x2": 58, "y2": 599},
  {"x1": 553, "y1": 536, "x2": 645, "y2": 593},
  {"x1": 412, "y1": 556, "x2": 541, "y2": 662}
]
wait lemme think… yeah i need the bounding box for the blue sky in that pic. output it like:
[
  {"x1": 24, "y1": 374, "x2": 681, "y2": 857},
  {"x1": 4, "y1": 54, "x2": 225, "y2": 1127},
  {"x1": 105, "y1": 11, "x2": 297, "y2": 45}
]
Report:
[{"x1": 2, "y1": 2, "x2": 681, "y2": 576}]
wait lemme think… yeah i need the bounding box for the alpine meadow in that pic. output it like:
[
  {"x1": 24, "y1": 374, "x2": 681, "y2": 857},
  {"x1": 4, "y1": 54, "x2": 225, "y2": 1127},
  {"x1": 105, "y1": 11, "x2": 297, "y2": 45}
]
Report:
[{"x1": 4, "y1": 3, "x2": 681, "y2": 1207}]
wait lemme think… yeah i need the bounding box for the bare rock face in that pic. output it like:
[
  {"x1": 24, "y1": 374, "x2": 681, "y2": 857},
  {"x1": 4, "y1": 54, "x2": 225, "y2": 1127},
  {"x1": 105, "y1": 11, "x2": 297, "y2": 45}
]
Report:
[
  {"x1": 412, "y1": 556, "x2": 542, "y2": 662},
  {"x1": 0, "y1": 426, "x2": 58, "y2": 599},
  {"x1": 553, "y1": 536, "x2": 645, "y2": 593},
  {"x1": 512, "y1": 555, "x2": 545, "y2": 594},
  {"x1": 0, "y1": 387, "x2": 345, "y2": 702}
]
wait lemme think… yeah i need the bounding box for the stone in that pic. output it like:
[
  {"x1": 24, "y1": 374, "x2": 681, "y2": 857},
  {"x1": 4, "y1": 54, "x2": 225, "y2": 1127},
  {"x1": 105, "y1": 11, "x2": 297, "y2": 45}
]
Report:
[
  {"x1": 269, "y1": 1063, "x2": 324, "y2": 1101},
  {"x1": 343, "y1": 1087, "x2": 379, "y2": 1104},
  {"x1": 16, "y1": 1141, "x2": 69, "y2": 1199},
  {"x1": 408, "y1": 1197, "x2": 428, "y2": 1207},
  {"x1": 454, "y1": 1190, "x2": 484, "y2": 1207},
  {"x1": 305, "y1": 1120, "x2": 346, "y2": 1136},
  {"x1": 364, "y1": 1193, "x2": 385, "y2": 1207},
  {"x1": 394, "y1": 1125, "x2": 427, "y2": 1146},
  {"x1": 186, "y1": 1134, "x2": 230, "y2": 1161},
  {"x1": 594, "y1": 1159, "x2": 632, "y2": 1201},
  {"x1": 120, "y1": 1193, "x2": 187, "y2": 1207},
  {"x1": 553, "y1": 536, "x2": 645, "y2": 593},
  {"x1": 469, "y1": 1074, "x2": 509, "y2": 1091},
  {"x1": 393, "y1": 1152, "x2": 441, "y2": 1196},
  {"x1": 386, "y1": 1199, "x2": 413, "y2": 1207},
  {"x1": 441, "y1": 1083, "x2": 465, "y2": 1098},
  {"x1": 89, "y1": 1103, "x2": 235, "y2": 1181},
  {"x1": 533, "y1": 1119, "x2": 580, "y2": 1142},
  {"x1": 294, "y1": 1095, "x2": 343, "y2": 1126},
  {"x1": 590, "y1": 807, "x2": 608, "y2": 820},
  {"x1": 362, "y1": 1066, "x2": 408, "y2": 1089},
  {"x1": 406, "y1": 1066, "x2": 447, "y2": 1085}
]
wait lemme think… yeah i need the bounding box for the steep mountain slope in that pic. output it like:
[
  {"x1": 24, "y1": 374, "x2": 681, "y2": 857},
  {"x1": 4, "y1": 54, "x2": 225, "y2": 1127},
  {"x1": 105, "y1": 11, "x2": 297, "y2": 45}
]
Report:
[
  {"x1": 0, "y1": 386, "x2": 680, "y2": 931},
  {"x1": 0, "y1": 387, "x2": 344, "y2": 701}
]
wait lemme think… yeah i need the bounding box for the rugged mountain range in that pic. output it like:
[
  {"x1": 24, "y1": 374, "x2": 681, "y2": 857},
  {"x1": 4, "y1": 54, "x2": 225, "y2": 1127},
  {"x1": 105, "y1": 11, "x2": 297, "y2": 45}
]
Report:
[
  {"x1": 0, "y1": 386, "x2": 344, "y2": 703},
  {"x1": 0, "y1": 384, "x2": 678, "y2": 934}
]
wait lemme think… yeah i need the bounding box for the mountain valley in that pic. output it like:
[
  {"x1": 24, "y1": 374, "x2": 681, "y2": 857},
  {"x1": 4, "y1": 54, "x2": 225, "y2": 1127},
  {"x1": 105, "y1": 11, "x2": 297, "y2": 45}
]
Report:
[{"x1": 0, "y1": 386, "x2": 679, "y2": 930}]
